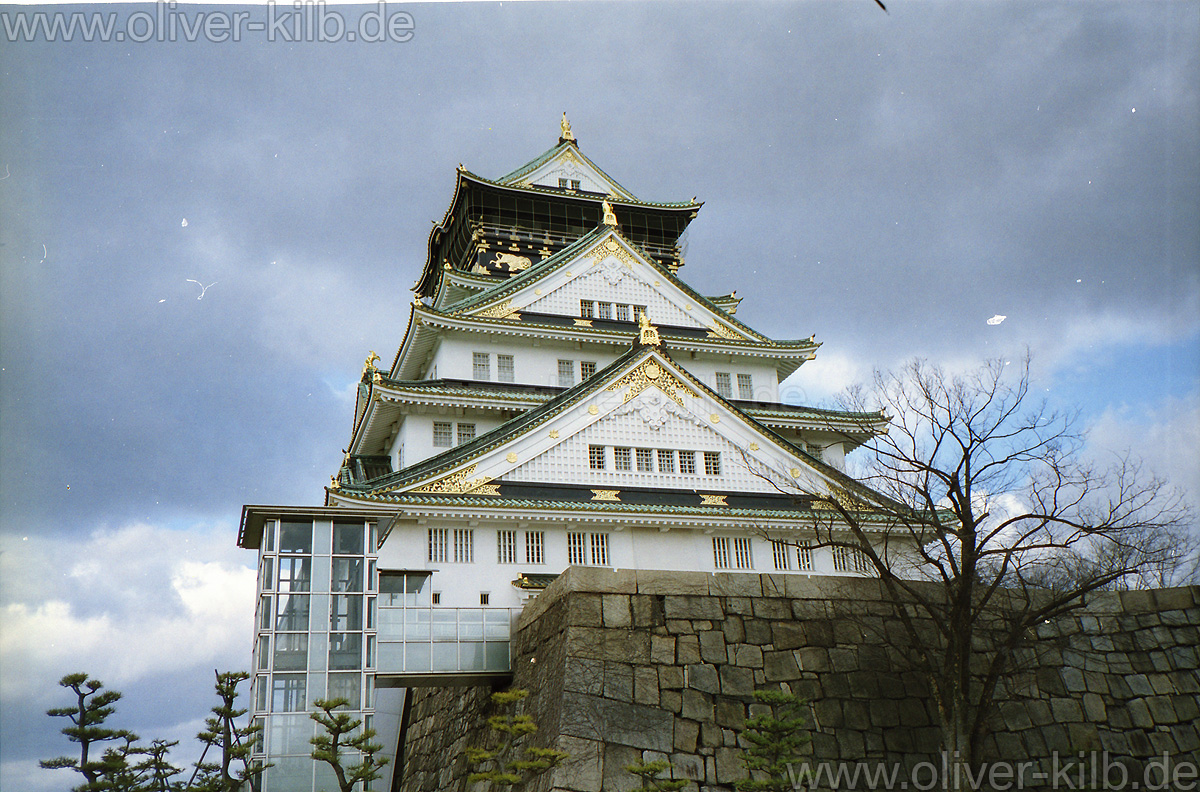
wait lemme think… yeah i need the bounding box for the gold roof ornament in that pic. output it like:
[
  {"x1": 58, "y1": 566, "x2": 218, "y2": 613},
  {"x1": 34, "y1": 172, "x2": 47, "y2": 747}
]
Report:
[
  {"x1": 638, "y1": 312, "x2": 661, "y2": 347},
  {"x1": 363, "y1": 350, "x2": 380, "y2": 372},
  {"x1": 560, "y1": 112, "x2": 575, "y2": 142},
  {"x1": 602, "y1": 199, "x2": 618, "y2": 227}
]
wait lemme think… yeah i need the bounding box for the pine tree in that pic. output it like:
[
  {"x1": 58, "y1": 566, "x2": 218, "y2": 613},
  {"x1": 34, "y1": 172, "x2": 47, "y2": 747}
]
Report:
[
  {"x1": 463, "y1": 689, "x2": 569, "y2": 789},
  {"x1": 40, "y1": 673, "x2": 135, "y2": 790},
  {"x1": 192, "y1": 671, "x2": 266, "y2": 792},
  {"x1": 736, "y1": 690, "x2": 810, "y2": 792},
  {"x1": 624, "y1": 759, "x2": 688, "y2": 792},
  {"x1": 309, "y1": 697, "x2": 388, "y2": 792}
]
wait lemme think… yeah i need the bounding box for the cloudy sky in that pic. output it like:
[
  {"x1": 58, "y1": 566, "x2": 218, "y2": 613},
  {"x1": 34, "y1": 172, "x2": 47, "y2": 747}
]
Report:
[{"x1": 2, "y1": 0, "x2": 1197, "y2": 787}]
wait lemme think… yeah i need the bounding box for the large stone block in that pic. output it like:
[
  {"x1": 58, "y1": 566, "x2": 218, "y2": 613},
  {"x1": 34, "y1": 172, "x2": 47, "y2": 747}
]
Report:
[
  {"x1": 687, "y1": 664, "x2": 720, "y2": 695},
  {"x1": 699, "y1": 630, "x2": 728, "y2": 664},
  {"x1": 600, "y1": 743, "x2": 644, "y2": 792},
  {"x1": 560, "y1": 691, "x2": 674, "y2": 753},
  {"x1": 721, "y1": 615, "x2": 746, "y2": 644},
  {"x1": 650, "y1": 635, "x2": 675, "y2": 665},
  {"x1": 658, "y1": 665, "x2": 684, "y2": 690},
  {"x1": 664, "y1": 595, "x2": 724, "y2": 621},
  {"x1": 602, "y1": 594, "x2": 632, "y2": 628},
  {"x1": 636, "y1": 569, "x2": 709, "y2": 595},
  {"x1": 801, "y1": 619, "x2": 835, "y2": 647},
  {"x1": 680, "y1": 689, "x2": 713, "y2": 722},
  {"x1": 743, "y1": 619, "x2": 774, "y2": 646},
  {"x1": 763, "y1": 650, "x2": 801, "y2": 682},
  {"x1": 772, "y1": 621, "x2": 804, "y2": 650},
  {"x1": 567, "y1": 594, "x2": 604, "y2": 627},
  {"x1": 751, "y1": 597, "x2": 792, "y2": 620},
  {"x1": 715, "y1": 698, "x2": 746, "y2": 730},
  {"x1": 676, "y1": 634, "x2": 702, "y2": 665},
  {"x1": 673, "y1": 718, "x2": 700, "y2": 753},
  {"x1": 554, "y1": 735, "x2": 605, "y2": 792},
  {"x1": 714, "y1": 746, "x2": 748, "y2": 785},
  {"x1": 734, "y1": 644, "x2": 764, "y2": 668},
  {"x1": 719, "y1": 664, "x2": 756, "y2": 698},
  {"x1": 709, "y1": 572, "x2": 762, "y2": 598}
]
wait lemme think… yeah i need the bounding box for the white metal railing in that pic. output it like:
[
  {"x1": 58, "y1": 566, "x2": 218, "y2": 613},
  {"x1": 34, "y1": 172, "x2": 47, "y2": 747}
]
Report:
[{"x1": 376, "y1": 606, "x2": 521, "y2": 674}]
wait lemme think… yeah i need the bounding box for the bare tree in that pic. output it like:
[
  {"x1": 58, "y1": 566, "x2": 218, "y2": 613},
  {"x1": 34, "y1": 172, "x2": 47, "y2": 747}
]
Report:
[{"x1": 783, "y1": 356, "x2": 1192, "y2": 787}]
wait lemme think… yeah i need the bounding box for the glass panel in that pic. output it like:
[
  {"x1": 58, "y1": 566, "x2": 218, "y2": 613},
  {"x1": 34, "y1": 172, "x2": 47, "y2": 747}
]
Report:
[
  {"x1": 485, "y1": 642, "x2": 510, "y2": 671},
  {"x1": 278, "y1": 557, "x2": 312, "y2": 592},
  {"x1": 328, "y1": 632, "x2": 362, "y2": 670},
  {"x1": 331, "y1": 595, "x2": 363, "y2": 631},
  {"x1": 378, "y1": 642, "x2": 403, "y2": 671},
  {"x1": 460, "y1": 610, "x2": 484, "y2": 640},
  {"x1": 332, "y1": 521, "x2": 364, "y2": 555},
  {"x1": 273, "y1": 633, "x2": 309, "y2": 671},
  {"x1": 267, "y1": 716, "x2": 313, "y2": 755},
  {"x1": 275, "y1": 594, "x2": 309, "y2": 631},
  {"x1": 405, "y1": 609, "x2": 431, "y2": 641},
  {"x1": 366, "y1": 635, "x2": 376, "y2": 668},
  {"x1": 256, "y1": 635, "x2": 271, "y2": 671},
  {"x1": 260, "y1": 561, "x2": 273, "y2": 591},
  {"x1": 405, "y1": 573, "x2": 431, "y2": 606},
  {"x1": 271, "y1": 674, "x2": 306, "y2": 712},
  {"x1": 431, "y1": 610, "x2": 456, "y2": 640},
  {"x1": 327, "y1": 672, "x2": 361, "y2": 709},
  {"x1": 255, "y1": 676, "x2": 268, "y2": 711},
  {"x1": 263, "y1": 520, "x2": 276, "y2": 552},
  {"x1": 405, "y1": 642, "x2": 431, "y2": 672},
  {"x1": 459, "y1": 642, "x2": 485, "y2": 670},
  {"x1": 258, "y1": 596, "x2": 272, "y2": 630},
  {"x1": 331, "y1": 559, "x2": 363, "y2": 593},
  {"x1": 485, "y1": 610, "x2": 511, "y2": 639},
  {"x1": 278, "y1": 521, "x2": 312, "y2": 553},
  {"x1": 378, "y1": 606, "x2": 402, "y2": 635},
  {"x1": 431, "y1": 642, "x2": 458, "y2": 671}
]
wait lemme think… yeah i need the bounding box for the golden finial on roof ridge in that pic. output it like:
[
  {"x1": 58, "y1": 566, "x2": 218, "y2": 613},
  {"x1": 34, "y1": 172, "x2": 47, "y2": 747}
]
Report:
[
  {"x1": 638, "y1": 311, "x2": 661, "y2": 347},
  {"x1": 602, "y1": 199, "x2": 618, "y2": 227},
  {"x1": 560, "y1": 112, "x2": 575, "y2": 142}
]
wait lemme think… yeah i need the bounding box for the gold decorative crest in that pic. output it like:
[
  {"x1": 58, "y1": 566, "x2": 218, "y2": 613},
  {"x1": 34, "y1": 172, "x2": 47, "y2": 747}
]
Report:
[
  {"x1": 549, "y1": 430, "x2": 560, "y2": 439},
  {"x1": 748, "y1": 443, "x2": 759, "y2": 451},
  {"x1": 699, "y1": 494, "x2": 727, "y2": 506},
  {"x1": 706, "y1": 321, "x2": 741, "y2": 340},
  {"x1": 574, "y1": 319, "x2": 594, "y2": 327},
  {"x1": 638, "y1": 313, "x2": 661, "y2": 347},
  {"x1": 588, "y1": 236, "x2": 636, "y2": 269},
  {"x1": 506, "y1": 452, "x2": 518, "y2": 463},
  {"x1": 602, "y1": 200, "x2": 618, "y2": 227},
  {"x1": 606, "y1": 358, "x2": 697, "y2": 408},
  {"x1": 591, "y1": 489, "x2": 621, "y2": 502},
  {"x1": 477, "y1": 300, "x2": 521, "y2": 320},
  {"x1": 470, "y1": 484, "x2": 501, "y2": 496},
  {"x1": 560, "y1": 112, "x2": 575, "y2": 142},
  {"x1": 413, "y1": 464, "x2": 492, "y2": 494}
]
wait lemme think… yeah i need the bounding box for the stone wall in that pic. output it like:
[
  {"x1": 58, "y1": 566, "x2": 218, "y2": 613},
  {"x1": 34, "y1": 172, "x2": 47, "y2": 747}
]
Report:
[{"x1": 398, "y1": 570, "x2": 1200, "y2": 791}]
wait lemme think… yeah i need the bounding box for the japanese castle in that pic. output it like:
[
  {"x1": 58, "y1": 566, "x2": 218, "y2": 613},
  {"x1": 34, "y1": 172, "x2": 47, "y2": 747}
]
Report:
[{"x1": 237, "y1": 117, "x2": 891, "y2": 791}]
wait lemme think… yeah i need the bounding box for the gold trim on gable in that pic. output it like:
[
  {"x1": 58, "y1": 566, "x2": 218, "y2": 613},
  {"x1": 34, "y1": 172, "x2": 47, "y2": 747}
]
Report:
[
  {"x1": 477, "y1": 300, "x2": 521, "y2": 320},
  {"x1": 606, "y1": 359, "x2": 698, "y2": 408},
  {"x1": 412, "y1": 464, "x2": 493, "y2": 494}
]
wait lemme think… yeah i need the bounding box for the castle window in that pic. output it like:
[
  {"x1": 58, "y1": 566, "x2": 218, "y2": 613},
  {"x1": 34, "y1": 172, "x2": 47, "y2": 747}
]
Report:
[
  {"x1": 589, "y1": 445, "x2": 606, "y2": 470},
  {"x1": 704, "y1": 451, "x2": 721, "y2": 475},
  {"x1": 525, "y1": 531, "x2": 544, "y2": 564},
  {"x1": 428, "y1": 527, "x2": 448, "y2": 562},
  {"x1": 431, "y1": 592, "x2": 441, "y2": 605},
  {"x1": 480, "y1": 592, "x2": 490, "y2": 605},
  {"x1": 715, "y1": 373, "x2": 732, "y2": 398},
  {"x1": 679, "y1": 451, "x2": 696, "y2": 474},
  {"x1": 614, "y1": 447, "x2": 632, "y2": 471},
  {"x1": 580, "y1": 300, "x2": 595, "y2": 318},
  {"x1": 570, "y1": 179, "x2": 581, "y2": 191},
  {"x1": 590, "y1": 533, "x2": 609, "y2": 566},
  {"x1": 457, "y1": 423, "x2": 476, "y2": 445},
  {"x1": 433, "y1": 422, "x2": 453, "y2": 447},
  {"x1": 797, "y1": 540, "x2": 813, "y2": 571},
  {"x1": 568, "y1": 532, "x2": 609, "y2": 566},
  {"x1": 497, "y1": 354, "x2": 515, "y2": 383},
  {"x1": 453, "y1": 529, "x2": 474, "y2": 563},
  {"x1": 498, "y1": 530, "x2": 517, "y2": 564},
  {"x1": 657, "y1": 449, "x2": 676, "y2": 474},
  {"x1": 733, "y1": 538, "x2": 754, "y2": 569},
  {"x1": 636, "y1": 448, "x2": 654, "y2": 472},
  {"x1": 567, "y1": 532, "x2": 586, "y2": 565},
  {"x1": 598, "y1": 302, "x2": 612, "y2": 320},
  {"x1": 772, "y1": 540, "x2": 792, "y2": 571},
  {"x1": 738, "y1": 373, "x2": 754, "y2": 400},
  {"x1": 473, "y1": 352, "x2": 491, "y2": 380},
  {"x1": 806, "y1": 443, "x2": 823, "y2": 461},
  {"x1": 558, "y1": 177, "x2": 569, "y2": 188},
  {"x1": 833, "y1": 545, "x2": 871, "y2": 574},
  {"x1": 713, "y1": 537, "x2": 730, "y2": 569},
  {"x1": 558, "y1": 360, "x2": 575, "y2": 387},
  {"x1": 580, "y1": 361, "x2": 596, "y2": 379},
  {"x1": 615, "y1": 304, "x2": 630, "y2": 322}
]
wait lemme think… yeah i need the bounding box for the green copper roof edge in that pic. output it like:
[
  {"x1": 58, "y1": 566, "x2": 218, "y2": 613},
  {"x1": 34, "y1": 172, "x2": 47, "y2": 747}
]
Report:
[{"x1": 492, "y1": 141, "x2": 646, "y2": 204}]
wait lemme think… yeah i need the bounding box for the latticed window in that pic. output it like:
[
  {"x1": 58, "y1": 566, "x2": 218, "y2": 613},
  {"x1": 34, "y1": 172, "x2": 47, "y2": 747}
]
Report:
[
  {"x1": 833, "y1": 545, "x2": 871, "y2": 574},
  {"x1": 497, "y1": 530, "x2": 516, "y2": 564},
  {"x1": 797, "y1": 540, "x2": 813, "y2": 571},
  {"x1": 567, "y1": 532, "x2": 587, "y2": 565},
  {"x1": 614, "y1": 447, "x2": 632, "y2": 471},
  {"x1": 806, "y1": 443, "x2": 824, "y2": 461},
  {"x1": 428, "y1": 528, "x2": 447, "y2": 562},
  {"x1": 657, "y1": 449, "x2": 675, "y2": 474},
  {"x1": 704, "y1": 451, "x2": 721, "y2": 475},
  {"x1": 738, "y1": 373, "x2": 753, "y2": 400},
  {"x1": 457, "y1": 423, "x2": 476, "y2": 445},
  {"x1": 772, "y1": 540, "x2": 791, "y2": 570},
  {"x1": 679, "y1": 451, "x2": 696, "y2": 474},
  {"x1": 525, "y1": 531, "x2": 544, "y2": 564},
  {"x1": 497, "y1": 355, "x2": 515, "y2": 383},
  {"x1": 558, "y1": 360, "x2": 575, "y2": 387},
  {"x1": 632, "y1": 305, "x2": 647, "y2": 321},
  {"x1": 636, "y1": 448, "x2": 654, "y2": 472},
  {"x1": 580, "y1": 361, "x2": 596, "y2": 379},
  {"x1": 433, "y1": 422, "x2": 453, "y2": 447},
  {"x1": 598, "y1": 302, "x2": 612, "y2": 320},
  {"x1": 580, "y1": 300, "x2": 595, "y2": 318},
  {"x1": 589, "y1": 445, "x2": 606, "y2": 470},
  {"x1": 712, "y1": 537, "x2": 730, "y2": 569},
  {"x1": 473, "y1": 352, "x2": 490, "y2": 380},
  {"x1": 615, "y1": 304, "x2": 630, "y2": 322},
  {"x1": 715, "y1": 373, "x2": 732, "y2": 398},
  {"x1": 453, "y1": 529, "x2": 474, "y2": 563},
  {"x1": 733, "y1": 538, "x2": 754, "y2": 569},
  {"x1": 590, "y1": 534, "x2": 609, "y2": 566}
]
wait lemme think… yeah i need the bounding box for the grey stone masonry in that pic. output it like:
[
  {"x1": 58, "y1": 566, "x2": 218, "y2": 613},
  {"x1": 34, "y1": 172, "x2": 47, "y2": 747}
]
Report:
[{"x1": 398, "y1": 571, "x2": 1200, "y2": 791}]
